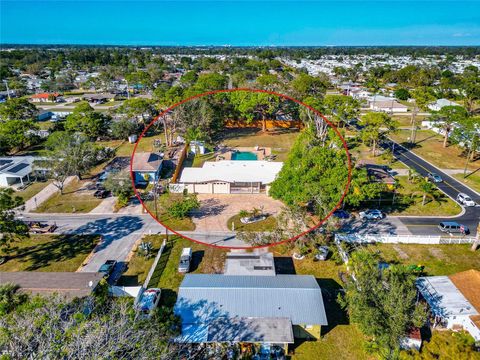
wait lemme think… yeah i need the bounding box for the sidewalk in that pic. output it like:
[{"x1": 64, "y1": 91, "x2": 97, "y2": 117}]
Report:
[{"x1": 23, "y1": 176, "x2": 75, "y2": 212}]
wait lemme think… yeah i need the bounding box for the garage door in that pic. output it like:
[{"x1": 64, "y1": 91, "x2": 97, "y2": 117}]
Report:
[{"x1": 213, "y1": 183, "x2": 230, "y2": 194}]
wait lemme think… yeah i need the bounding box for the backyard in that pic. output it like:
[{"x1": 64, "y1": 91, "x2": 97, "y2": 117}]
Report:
[
  {"x1": 33, "y1": 178, "x2": 102, "y2": 213},
  {"x1": 0, "y1": 234, "x2": 99, "y2": 272},
  {"x1": 219, "y1": 128, "x2": 300, "y2": 161}
]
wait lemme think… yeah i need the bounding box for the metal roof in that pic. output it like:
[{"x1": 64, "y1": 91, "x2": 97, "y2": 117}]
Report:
[
  {"x1": 416, "y1": 276, "x2": 479, "y2": 318},
  {"x1": 175, "y1": 274, "x2": 328, "y2": 326},
  {"x1": 176, "y1": 317, "x2": 294, "y2": 344},
  {"x1": 179, "y1": 160, "x2": 283, "y2": 184},
  {"x1": 224, "y1": 252, "x2": 276, "y2": 276}
]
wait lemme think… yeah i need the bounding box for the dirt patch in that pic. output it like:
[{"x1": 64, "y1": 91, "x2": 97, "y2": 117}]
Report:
[
  {"x1": 393, "y1": 245, "x2": 409, "y2": 260},
  {"x1": 428, "y1": 247, "x2": 447, "y2": 260}
]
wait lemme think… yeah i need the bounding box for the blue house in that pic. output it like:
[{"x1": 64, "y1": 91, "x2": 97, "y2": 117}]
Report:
[{"x1": 131, "y1": 152, "x2": 163, "y2": 185}]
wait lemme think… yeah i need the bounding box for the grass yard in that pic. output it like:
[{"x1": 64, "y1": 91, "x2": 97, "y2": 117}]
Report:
[
  {"x1": 227, "y1": 214, "x2": 277, "y2": 232},
  {"x1": 192, "y1": 152, "x2": 216, "y2": 167},
  {"x1": 271, "y1": 244, "x2": 373, "y2": 360},
  {"x1": 13, "y1": 180, "x2": 52, "y2": 201},
  {"x1": 0, "y1": 234, "x2": 99, "y2": 272},
  {"x1": 454, "y1": 172, "x2": 480, "y2": 193},
  {"x1": 33, "y1": 178, "x2": 102, "y2": 213},
  {"x1": 118, "y1": 235, "x2": 226, "y2": 306},
  {"x1": 144, "y1": 193, "x2": 196, "y2": 231},
  {"x1": 349, "y1": 142, "x2": 408, "y2": 169},
  {"x1": 364, "y1": 243, "x2": 479, "y2": 276},
  {"x1": 220, "y1": 128, "x2": 300, "y2": 162},
  {"x1": 390, "y1": 129, "x2": 479, "y2": 171},
  {"x1": 385, "y1": 176, "x2": 461, "y2": 216}
]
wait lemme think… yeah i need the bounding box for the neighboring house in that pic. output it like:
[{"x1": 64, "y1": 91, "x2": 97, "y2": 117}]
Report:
[
  {"x1": 350, "y1": 88, "x2": 371, "y2": 100},
  {"x1": 82, "y1": 93, "x2": 117, "y2": 104},
  {"x1": 0, "y1": 272, "x2": 104, "y2": 299},
  {"x1": 0, "y1": 156, "x2": 34, "y2": 187},
  {"x1": 416, "y1": 269, "x2": 480, "y2": 341},
  {"x1": 428, "y1": 98, "x2": 459, "y2": 112},
  {"x1": 175, "y1": 160, "x2": 283, "y2": 195},
  {"x1": 131, "y1": 152, "x2": 163, "y2": 184},
  {"x1": 30, "y1": 92, "x2": 60, "y2": 103},
  {"x1": 174, "y1": 274, "x2": 328, "y2": 350},
  {"x1": 370, "y1": 100, "x2": 409, "y2": 113},
  {"x1": 224, "y1": 250, "x2": 276, "y2": 276}
]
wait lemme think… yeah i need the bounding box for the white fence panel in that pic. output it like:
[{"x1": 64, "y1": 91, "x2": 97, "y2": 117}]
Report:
[{"x1": 335, "y1": 233, "x2": 475, "y2": 245}]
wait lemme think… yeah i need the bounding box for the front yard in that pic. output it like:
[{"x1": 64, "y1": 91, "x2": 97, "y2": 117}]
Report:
[
  {"x1": 118, "y1": 235, "x2": 226, "y2": 306},
  {"x1": 13, "y1": 180, "x2": 52, "y2": 201},
  {"x1": 0, "y1": 234, "x2": 99, "y2": 272},
  {"x1": 33, "y1": 178, "x2": 102, "y2": 213},
  {"x1": 390, "y1": 129, "x2": 479, "y2": 171},
  {"x1": 144, "y1": 193, "x2": 196, "y2": 231}
]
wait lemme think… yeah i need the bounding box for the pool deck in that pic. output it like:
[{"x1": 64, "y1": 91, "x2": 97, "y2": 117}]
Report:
[{"x1": 216, "y1": 146, "x2": 271, "y2": 161}]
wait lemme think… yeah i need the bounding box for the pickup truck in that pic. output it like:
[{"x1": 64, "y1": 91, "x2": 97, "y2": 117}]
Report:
[{"x1": 27, "y1": 221, "x2": 58, "y2": 234}]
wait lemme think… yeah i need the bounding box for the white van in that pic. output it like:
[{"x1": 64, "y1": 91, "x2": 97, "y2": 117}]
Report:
[{"x1": 178, "y1": 248, "x2": 192, "y2": 273}]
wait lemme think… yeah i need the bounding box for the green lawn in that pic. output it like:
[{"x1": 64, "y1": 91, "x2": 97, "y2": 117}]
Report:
[
  {"x1": 221, "y1": 128, "x2": 300, "y2": 162},
  {"x1": 192, "y1": 152, "x2": 216, "y2": 167},
  {"x1": 13, "y1": 180, "x2": 52, "y2": 201},
  {"x1": 118, "y1": 235, "x2": 226, "y2": 306},
  {"x1": 454, "y1": 172, "x2": 480, "y2": 193},
  {"x1": 34, "y1": 178, "x2": 102, "y2": 213},
  {"x1": 227, "y1": 214, "x2": 277, "y2": 232},
  {"x1": 0, "y1": 234, "x2": 99, "y2": 272},
  {"x1": 365, "y1": 243, "x2": 479, "y2": 276},
  {"x1": 386, "y1": 176, "x2": 461, "y2": 216},
  {"x1": 271, "y1": 244, "x2": 373, "y2": 360},
  {"x1": 390, "y1": 129, "x2": 479, "y2": 171},
  {"x1": 144, "y1": 193, "x2": 196, "y2": 231},
  {"x1": 349, "y1": 142, "x2": 408, "y2": 169}
]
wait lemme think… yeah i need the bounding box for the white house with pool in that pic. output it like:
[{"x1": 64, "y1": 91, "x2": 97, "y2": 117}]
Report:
[{"x1": 173, "y1": 160, "x2": 283, "y2": 195}]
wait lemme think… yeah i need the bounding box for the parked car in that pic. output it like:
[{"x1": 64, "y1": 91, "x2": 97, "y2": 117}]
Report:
[
  {"x1": 438, "y1": 221, "x2": 470, "y2": 235},
  {"x1": 333, "y1": 210, "x2": 350, "y2": 219},
  {"x1": 98, "y1": 260, "x2": 117, "y2": 277},
  {"x1": 359, "y1": 209, "x2": 384, "y2": 220},
  {"x1": 94, "y1": 189, "x2": 110, "y2": 198},
  {"x1": 457, "y1": 193, "x2": 476, "y2": 207},
  {"x1": 27, "y1": 221, "x2": 57, "y2": 234},
  {"x1": 314, "y1": 246, "x2": 330, "y2": 261},
  {"x1": 136, "y1": 288, "x2": 161, "y2": 317},
  {"x1": 427, "y1": 172, "x2": 443, "y2": 183},
  {"x1": 178, "y1": 248, "x2": 192, "y2": 273}
]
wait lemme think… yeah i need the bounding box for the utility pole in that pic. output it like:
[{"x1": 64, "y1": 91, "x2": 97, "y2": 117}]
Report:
[
  {"x1": 410, "y1": 104, "x2": 418, "y2": 144},
  {"x1": 3, "y1": 80, "x2": 11, "y2": 99},
  {"x1": 125, "y1": 79, "x2": 130, "y2": 99}
]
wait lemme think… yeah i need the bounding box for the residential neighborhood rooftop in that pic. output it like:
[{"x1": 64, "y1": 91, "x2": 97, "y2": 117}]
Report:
[{"x1": 179, "y1": 160, "x2": 283, "y2": 184}]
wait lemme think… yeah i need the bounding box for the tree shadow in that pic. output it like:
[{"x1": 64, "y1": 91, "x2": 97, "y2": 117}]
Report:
[
  {"x1": 316, "y1": 278, "x2": 349, "y2": 337},
  {"x1": 4, "y1": 234, "x2": 98, "y2": 271},
  {"x1": 74, "y1": 216, "x2": 144, "y2": 254},
  {"x1": 274, "y1": 257, "x2": 296, "y2": 274}
]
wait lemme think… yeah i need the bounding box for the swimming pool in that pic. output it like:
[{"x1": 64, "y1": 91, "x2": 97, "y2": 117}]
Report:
[{"x1": 231, "y1": 151, "x2": 258, "y2": 160}]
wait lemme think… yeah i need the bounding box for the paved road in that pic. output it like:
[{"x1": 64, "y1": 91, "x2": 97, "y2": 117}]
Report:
[
  {"x1": 19, "y1": 213, "x2": 249, "y2": 271},
  {"x1": 384, "y1": 139, "x2": 480, "y2": 236}
]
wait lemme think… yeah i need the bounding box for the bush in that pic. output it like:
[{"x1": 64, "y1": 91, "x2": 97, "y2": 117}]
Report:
[{"x1": 167, "y1": 195, "x2": 200, "y2": 219}]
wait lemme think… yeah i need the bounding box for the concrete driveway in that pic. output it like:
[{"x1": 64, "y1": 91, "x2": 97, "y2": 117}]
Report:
[{"x1": 190, "y1": 194, "x2": 284, "y2": 231}]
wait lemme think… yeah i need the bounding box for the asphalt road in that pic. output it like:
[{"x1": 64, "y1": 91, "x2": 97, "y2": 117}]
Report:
[
  {"x1": 384, "y1": 139, "x2": 480, "y2": 236},
  {"x1": 19, "y1": 213, "x2": 249, "y2": 272}
]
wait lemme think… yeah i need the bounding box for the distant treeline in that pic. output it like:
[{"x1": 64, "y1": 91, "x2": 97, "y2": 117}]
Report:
[{"x1": 1, "y1": 46, "x2": 479, "y2": 63}]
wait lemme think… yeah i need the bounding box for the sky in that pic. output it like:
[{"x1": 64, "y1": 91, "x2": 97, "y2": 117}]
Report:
[{"x1": 1, "y1": 1, "x2": 479, "y2": 46}]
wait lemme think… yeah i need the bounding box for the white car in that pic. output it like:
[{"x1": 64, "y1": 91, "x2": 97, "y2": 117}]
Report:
[
  {"x1": 457, "y1": 193, "x2": 476, "y2": 207},
  {"x1": 359, "y1": 209, "x2": 384, "y2": 220},
  {"x1": 135, "y1": 288, "x2": 161, "y2": 317}
]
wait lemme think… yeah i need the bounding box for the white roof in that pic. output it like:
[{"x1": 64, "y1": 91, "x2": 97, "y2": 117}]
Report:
[
  {"x1": 435, "y1": 98, "x2": 458, "y2": 107},
  {"x1": 416, "y1": 276, "x2": 479, "y2": 318},
  {"x1": 179, "y1": 160, "x2": 283, "y2": 184}
]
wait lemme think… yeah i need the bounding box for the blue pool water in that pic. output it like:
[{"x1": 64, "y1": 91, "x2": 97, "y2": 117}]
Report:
[{"x1": 232, "y1": 152, "x2": 257, "y2": 161}]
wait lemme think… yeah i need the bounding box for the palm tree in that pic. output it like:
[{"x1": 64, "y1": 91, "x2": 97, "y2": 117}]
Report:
[{"x1": 414, "y1": 177, "x2": 436, "y2": 206}]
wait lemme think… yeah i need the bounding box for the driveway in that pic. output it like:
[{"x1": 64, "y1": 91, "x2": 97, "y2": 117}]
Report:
[{"x1": 190, "y1": 194, "x2": 284, "y2": 231}]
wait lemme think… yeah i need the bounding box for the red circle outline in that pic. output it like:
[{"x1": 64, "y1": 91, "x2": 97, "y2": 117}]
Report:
[{"x1": 130, "y1": 88, "x2": 352, "y2": 249}]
